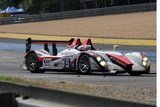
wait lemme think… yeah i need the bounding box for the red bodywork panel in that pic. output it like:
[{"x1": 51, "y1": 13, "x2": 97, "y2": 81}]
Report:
[
  {"x1": 69, "y1": 38, "x2": 81, "y2": 46},
  {"x1": 38, "y1": 56, "x2": 60, "y2": 62},
  {"x1": 82, "y1": 38, "x2": 92, "y2": 45},
  {"x1": 107, "y1": 53, "x2": 133, "y2": 67}
]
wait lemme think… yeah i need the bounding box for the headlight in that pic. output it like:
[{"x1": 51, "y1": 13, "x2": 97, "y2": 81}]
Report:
[
  {"x1": 96, "y1": 56, "x2": 108, "y2": 69},
  {"x1": 97, "y1": 57, "x2": 102, "y2": 62},
  {"x1": 100, "y1": 61, "x2": 107, "y2": 66},
  {"x1": 100, "y1": 61, "x2": 108, "y2": 69},
  {"x1": 143, "y1": 57, "x2": 148, "y2": 62},
  {"x1": 142, "y1": 62, "x2": 147, "y2": 66},
  {"x1": 142, "y1": 57, "x2": 150, "y2": 68}
]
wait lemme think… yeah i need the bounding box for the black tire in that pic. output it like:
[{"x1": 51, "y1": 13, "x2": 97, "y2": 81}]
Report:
[
  {"x1": 77, "y1": 54, "x2": 90, "y2": 74},
  {"x1": 26, "y1": 51, "x2": 45, "y2": 73},
  {"x1": 128, "y1": 72, "x2": 142, "y2": 76},
  {"x1": 145, "y1": 66, "x2": 150, "y2": 74}
]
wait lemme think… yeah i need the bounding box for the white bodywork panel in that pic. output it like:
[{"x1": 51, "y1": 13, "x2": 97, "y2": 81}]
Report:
[
  {"x1": 125, "y1": 52, "x2": 145, "y2": 71},
  {"x1": 40, "y1": 48, "x2": 81, "y2": 70},
  {"x1": 90, "y1": 58, "x2": 100, "y2": 70},
  {"x1": 42, "y1": 58, "x2": 64, "y2": 69}
]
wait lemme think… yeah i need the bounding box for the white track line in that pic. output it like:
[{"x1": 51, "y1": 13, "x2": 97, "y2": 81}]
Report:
[{"x1": 1, "y1": 56, "x2": 15, "y2": 59}]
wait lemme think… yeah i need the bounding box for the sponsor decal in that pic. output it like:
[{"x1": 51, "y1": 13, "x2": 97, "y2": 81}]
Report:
[{"x1": 43, "y1": 58, "x2": 52, "y2": 68}]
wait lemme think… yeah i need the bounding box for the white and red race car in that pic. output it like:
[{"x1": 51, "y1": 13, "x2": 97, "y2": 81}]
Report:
[{"x1": 23, "y1": 38, "x2": 151, "y2": 76}]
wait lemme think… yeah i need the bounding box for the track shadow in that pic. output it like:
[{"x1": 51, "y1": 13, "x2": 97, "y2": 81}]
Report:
[
  {"x1": 22, "y1": 69, "x2": 156, "y2": 77},
  {"x1": 43, "y1": 71, "x2": 156, "y2": 77}
]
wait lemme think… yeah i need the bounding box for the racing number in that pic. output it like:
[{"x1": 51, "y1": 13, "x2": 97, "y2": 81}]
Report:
[{"x1": 65, "y1": 59, "x2": 70, "y2": 68}]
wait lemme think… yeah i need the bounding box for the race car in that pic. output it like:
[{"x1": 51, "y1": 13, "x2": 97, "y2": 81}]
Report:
[{"x1": 23, "y1": 38, "x2": 151, "y2": 76}]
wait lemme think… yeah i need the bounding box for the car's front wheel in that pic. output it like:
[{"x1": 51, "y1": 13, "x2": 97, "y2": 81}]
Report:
[
  {"x1": 26, "y1": 51, "x2": 45, "y2": 73},
  {"x1": 77, "y1": 54, "x2": 90, "y2": 74}
]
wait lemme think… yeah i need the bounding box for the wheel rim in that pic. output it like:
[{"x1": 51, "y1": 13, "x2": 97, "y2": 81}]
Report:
[
  {"x1": 79, "y1": 55, "x2": 90, "y2": 73},
  {"x1": 27, "y1": 53, "x2": 38, "y2": 71}
]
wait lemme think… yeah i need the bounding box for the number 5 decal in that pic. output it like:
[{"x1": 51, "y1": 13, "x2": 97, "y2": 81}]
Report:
[{"x1": 65, "y1": 59, "x2": 70, "y2": 68}]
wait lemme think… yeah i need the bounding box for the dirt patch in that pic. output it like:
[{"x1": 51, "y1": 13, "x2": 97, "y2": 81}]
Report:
[{"x1": 0, "y1": 11, "x2": 156, "y2": 39}]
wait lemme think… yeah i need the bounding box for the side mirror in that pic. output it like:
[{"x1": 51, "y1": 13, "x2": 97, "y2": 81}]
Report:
[{"x1": 113, "y1": 45, "x2": 119, "y2": 51}]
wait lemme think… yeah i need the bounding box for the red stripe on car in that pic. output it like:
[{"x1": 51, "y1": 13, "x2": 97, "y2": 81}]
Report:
[
  {"x1": 107, "y1": 53, "x2": 133, "y2": 67},
  {"x1": 38, "y1": 57, "x2": 60, "y2": 62}
]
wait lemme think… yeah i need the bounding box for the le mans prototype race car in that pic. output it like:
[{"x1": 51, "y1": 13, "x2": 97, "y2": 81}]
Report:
[{"x1": 23, "y1": 38, "x2": 151, "y2": 76}]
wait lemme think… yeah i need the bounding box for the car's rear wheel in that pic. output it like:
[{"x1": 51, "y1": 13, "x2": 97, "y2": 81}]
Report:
[
  {"x1": 77, "y1": 54, "x2": 90, "y2": 74},
  {"x1": 26, "y1": 51, "x2": 45, "y2": 73}
]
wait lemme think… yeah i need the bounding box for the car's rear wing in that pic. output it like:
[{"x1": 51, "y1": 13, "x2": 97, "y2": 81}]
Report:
[{"x1": 26, "y1": 38, "x2": 74, "y2": 55}]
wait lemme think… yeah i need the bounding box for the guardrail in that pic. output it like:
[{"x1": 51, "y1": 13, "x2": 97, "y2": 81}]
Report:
[
  {"x1": 0, "y1": 81, "x2": 156, "y2": 107},
  {"x1": 0, "y1": 3, "x2": 156, "y2": 25}
]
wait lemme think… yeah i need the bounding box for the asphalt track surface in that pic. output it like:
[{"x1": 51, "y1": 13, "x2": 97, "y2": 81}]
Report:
[{"x1": 0, "y1": 38, "x2": 156, "y2": 89}]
